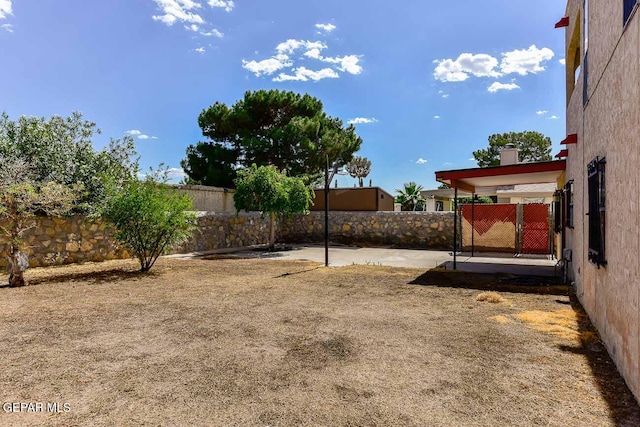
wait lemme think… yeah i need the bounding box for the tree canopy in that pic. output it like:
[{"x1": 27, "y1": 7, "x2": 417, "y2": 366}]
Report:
[
  {"x1": 472, "y1": 131, "x2": 552, "y2": 168},
  {"x1": 182, "y1": 90, "x2": 363, "y2": 187},
  {"x1": 234, "y1": 165, "x2": 313, "y2": 250},
  {"x1": 346, "y1": 156, "x2": 372, "y2": 187},
  {"x1": 395, "y1": 182, "x2": 426, "y2": 211},
  {"x1": 0, "y1": 112, "x2": 138, "y2": 211},
  {"x1": 0, "y1": 157, "x2": 78, "y2": 286}
]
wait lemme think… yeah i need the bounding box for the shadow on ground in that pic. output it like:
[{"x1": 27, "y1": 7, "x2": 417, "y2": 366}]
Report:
[
  {"x1": 408, "y1": 269, "x2": 567, "y2": 295},
  {"x1": 558, "y1": 295, "x2": 640, "y2": 425},
  {"x1": 25, "y1": 268, "x2": 152, "y2": 287}
]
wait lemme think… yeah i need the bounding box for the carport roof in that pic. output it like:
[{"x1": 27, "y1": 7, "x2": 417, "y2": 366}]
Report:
[{"x1": 435, "y1": 160, "x2": 565, "y2": 193}]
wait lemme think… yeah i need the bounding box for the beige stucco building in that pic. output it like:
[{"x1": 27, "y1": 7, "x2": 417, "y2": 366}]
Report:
[
  {"x1": 561, "y1": 0, "x2": 639, "y2": 401},
  {"x1": 173, "y1": 184, "x2": 236, "y2": 212}
]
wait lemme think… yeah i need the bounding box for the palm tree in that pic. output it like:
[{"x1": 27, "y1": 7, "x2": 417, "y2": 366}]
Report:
[
  {"x1": 395, "y1": 182, "x2": 426, "y2": 211},
  {"x1": 345, "y1": 156, "x2": 372, "y2": 187}
]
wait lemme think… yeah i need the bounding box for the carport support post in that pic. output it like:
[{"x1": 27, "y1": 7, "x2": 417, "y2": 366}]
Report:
[
  {"x1": 453, "y1": 187, "x2": 458, "y2": 270},
  {"x1": 471, "y1": 193, "x2": 475, "y2": 257}
]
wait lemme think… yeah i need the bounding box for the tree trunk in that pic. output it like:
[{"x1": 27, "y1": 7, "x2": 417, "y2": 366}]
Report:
[
  {"x1": 359, "y1": 177, "x2": 363, "y2": 187},
  {"x1": 268, "y1": 212, "x2": 276, "y2": 251},
  {"x1": 6, "y1": 245, "x2": 28, "y2": 287}
]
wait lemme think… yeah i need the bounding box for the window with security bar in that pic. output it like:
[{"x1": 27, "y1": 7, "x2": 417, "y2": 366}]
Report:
[
  {"x1": 565, "y1": 180, "x2": 574, "y2": 229},
  {"x1": 587, "y1": 158, "x2": 606, "y2": 266},
  {"x1": 553, "y1": 190, "x2": 563, "y2": 234}
]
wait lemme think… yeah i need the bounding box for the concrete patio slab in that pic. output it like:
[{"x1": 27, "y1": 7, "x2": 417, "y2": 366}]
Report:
[{"x1": 176, "y1": 244, "x2": 559, "y2": 277}]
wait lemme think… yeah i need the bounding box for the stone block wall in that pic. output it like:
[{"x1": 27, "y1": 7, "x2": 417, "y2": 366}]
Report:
[
  {"x1": 177, "y1": 212, "x2": 272, "y2": 253},
  {"x1": 0, "y1": 216, "x2": 128, "y2": 268},
  {"x1": 279, "y1": 211, "x2": 454, "y2": 249},
  {"x1": 0, "y1": 211, "x2": 454, "y2": 269}
]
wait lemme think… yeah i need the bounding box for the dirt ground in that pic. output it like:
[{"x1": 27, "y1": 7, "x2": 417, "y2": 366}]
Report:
[{"x1": 0, "y1": 258, "x2": 638, "y2": 426}]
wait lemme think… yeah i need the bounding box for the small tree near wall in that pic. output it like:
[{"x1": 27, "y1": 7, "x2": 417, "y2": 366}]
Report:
[
  {"x1": 234, "y1": 165, "x2": 313, "y2": 250},
  {"x1": 0, "y1": 157, "x2": 77, "y2": 286},
  {"x1": 102, "y1": 170, "x2": 196, "y2": 272},
  {"x1": 346, "y1": 156, "x2": 372, "y2": 187}
]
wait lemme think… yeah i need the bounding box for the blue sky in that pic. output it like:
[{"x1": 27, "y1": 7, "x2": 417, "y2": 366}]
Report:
[{"x1": 0, "y1": 0, "x2": 567, "y2": 190}]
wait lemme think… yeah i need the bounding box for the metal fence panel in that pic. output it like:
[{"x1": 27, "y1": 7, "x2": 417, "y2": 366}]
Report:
[
  {"x1": 461, "y1": 204, "x2": 517, "y2": 253},
  {"x1": 461, "y1": 203, "x2": 552, "y2": 255},
  {"x1": 522, "y1": 203, "x2": 551, "y2": 254}
]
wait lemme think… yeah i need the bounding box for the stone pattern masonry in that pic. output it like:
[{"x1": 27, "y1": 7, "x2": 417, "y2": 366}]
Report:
[
  {"x1": 279, "y1": 211, "x2": 454, "y2": 249},
  {"x1": 0, "y1": 216, "x2": 129, "y2": 268},
  {"x1": 0, "y1": 211, "x2": 454, "y2": 268}
]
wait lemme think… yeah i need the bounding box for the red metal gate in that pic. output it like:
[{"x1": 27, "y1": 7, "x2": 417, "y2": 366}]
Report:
[
  {"x1": 461, "y1": 203, "x2": 551, "y2": 255},
  {"x1": 461, "y1": 204, "x2": 517, "y2": 252},
  {"x1": 521, "y1": 203, "x2": 550, "y2": 254}
]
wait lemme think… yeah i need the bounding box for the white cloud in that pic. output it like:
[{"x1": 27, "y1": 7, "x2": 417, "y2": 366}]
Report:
[
  {"x1": 559, "y1": 58, "x2": 566, "y2": 65},
  {"x1": 0, "y1": 0, "x2": 12, "y2": 20},
  {"x1": 152, "y1": 0, "x2": 204, "y2": 26},
  {"x1": 548, "y1": 115, "x2": 558, "y2": 120},
  {"x1": 276, "y1": 39, "x2": 327, "y2": 55},
  {"x1": 443, "y1": 162, "x2": 453, "y2": 166},
  {"x1": 434, "y1": 53, "x2": 501, "y2": 82},
  {"x1": 200, "y1": 28, "x2": 223, "y2": 37},
  {"x1": 321, "y1": 54, "x2": 362, "y2": 75},
  {"x1": 468, "y1": 158, "x2": 476, "y2": 161},
  {"x1": 315, "y1": 23, "x2": 336, "y2": 33},
  {"x1": 273, "y1": 67, "x2": 339, "y2": 82},
  {"x1": 1, "y1": 23, "x2": 12, "y2": 32},
  {"x1": 167, "y1": 167, "x2": 187, "y2": 178},
  {"x1": 245, "y1": 34, "x2": 363, "y2": 82},
  {"x1": 434, "y1": 115, "x2": 440, "y2": 119},
  {"x1": 499, "y1": 45, "x2": 554, "y2": 76},
  {"x1": 208, "y1": 0, "x2": 234, "y2": 12},
  {"x1": 536, "y1": 110, "x2": 548, "y2": 115},
  {"x1": 434, "y1": 45, "x2": 555, "y2": 84},
  {"x1": 242, "y1": 54, "x2": 292, "y2": 76},
  {"x1": 487, "y1": 82, "x2": 521, "y2": 93},
  {"x1": 438, "y1": 90, "x2": 449, "y2": 98},
  {"x1": 195, "y1": 47, "x2": 206, "y2": 53},
  {"x1": 416, "y1": 158, "x2": 428, "y2": 164},
  {"x1": 152, "y1": 0, "x2": 229, "y2": 35},
  {"x1": 304, "y1": 48, "x2": 323, "y2": 60},
  {"x1": 127, "y1": 129, "x2": 158, "y2": 139},
  {"x1": 347, "y1": 117, "x2": 378, "y2": 124},
  {"x1": 276, "y1": 39, "x2": 307, "y2": 54}
]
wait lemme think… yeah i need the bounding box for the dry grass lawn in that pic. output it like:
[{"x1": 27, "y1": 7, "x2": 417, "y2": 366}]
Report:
[{"x1": 0, "y1": 258, "x2": 638, "y2": 426}]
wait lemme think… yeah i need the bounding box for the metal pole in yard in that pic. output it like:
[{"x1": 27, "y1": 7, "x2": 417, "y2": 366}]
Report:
[
  {"x1": 324, "y1": 154, "x2": 329, "y2": 267},
  {"x1": 453, "y1": 187, "x2": 458, "y2": 270},
  {"x1": 471, "y1": 193, "x2": 475, "y2": 257}
]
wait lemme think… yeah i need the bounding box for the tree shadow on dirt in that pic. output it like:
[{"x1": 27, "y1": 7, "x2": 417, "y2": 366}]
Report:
[
  {"x1": 22, "y1": 268, "x2": 153, "y2": 287},
  {"x1": 408, "y1": 269, "x2": 568, "y2": 295},
  {"x1": 557, "y1": 296, "x2": 640, "y2": 425}
]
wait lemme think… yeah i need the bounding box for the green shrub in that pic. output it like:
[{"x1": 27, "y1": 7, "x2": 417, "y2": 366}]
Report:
[{"x1": 103, "y1": 171, "x2": 196, "y2": 272}]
